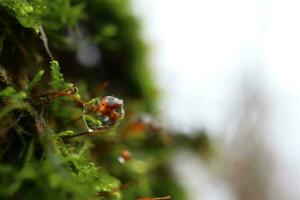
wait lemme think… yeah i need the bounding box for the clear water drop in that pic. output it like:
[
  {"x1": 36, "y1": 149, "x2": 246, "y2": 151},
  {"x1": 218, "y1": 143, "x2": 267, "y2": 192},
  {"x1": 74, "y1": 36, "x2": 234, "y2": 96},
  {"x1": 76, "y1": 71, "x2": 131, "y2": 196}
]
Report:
[{"x1": 82, "y1": 96, "x2": 124, "y2": 132}]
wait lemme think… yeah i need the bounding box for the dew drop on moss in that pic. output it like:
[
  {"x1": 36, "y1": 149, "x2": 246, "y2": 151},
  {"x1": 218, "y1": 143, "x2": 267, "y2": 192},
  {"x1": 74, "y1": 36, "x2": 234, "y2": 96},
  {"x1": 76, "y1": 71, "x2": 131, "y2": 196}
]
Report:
[{"x1": 82, "y1": 96, "x2": 125, "y2": 132}]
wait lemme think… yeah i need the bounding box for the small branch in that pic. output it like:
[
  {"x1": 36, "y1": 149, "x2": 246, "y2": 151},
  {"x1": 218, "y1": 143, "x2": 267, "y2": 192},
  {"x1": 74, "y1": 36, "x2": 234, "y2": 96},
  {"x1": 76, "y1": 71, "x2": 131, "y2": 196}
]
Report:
[
  {"x1": 39, "y1": 26, "x2": 54, "y2": 60},
  {"x1": 61, "y1": 131, "x2": 91, "y2": 139},
  {"x1": 31, "y1": 88, "x2": 89, "y2": 106},
  {"x1": 136, "y1": 195, "x2": 171, "y2": 200},
  {"x1": 61, "y1": 127, "x2": 108, "y2": 139}
]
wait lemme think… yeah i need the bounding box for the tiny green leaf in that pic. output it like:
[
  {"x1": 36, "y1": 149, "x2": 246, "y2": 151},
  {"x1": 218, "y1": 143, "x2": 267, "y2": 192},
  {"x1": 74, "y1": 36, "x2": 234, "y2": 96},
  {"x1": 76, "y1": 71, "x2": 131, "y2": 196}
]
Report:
[
  {"x1": 58, "y1": 130, "x2": 74, "y2": 137},
  {"x1": 50, "y1": 60, "x2": 64, "y2": 90},
  {"x1": 0, "y1": 86, "x2": 16, "y2": 97},
  {"x1": 27, "y1": 69, "x2": 44, "y2": 92}
]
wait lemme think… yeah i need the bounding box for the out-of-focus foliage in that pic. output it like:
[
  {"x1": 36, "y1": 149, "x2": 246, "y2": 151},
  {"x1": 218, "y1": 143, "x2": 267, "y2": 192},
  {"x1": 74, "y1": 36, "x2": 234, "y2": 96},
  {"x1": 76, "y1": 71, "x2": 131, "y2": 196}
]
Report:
[
  {"x1": 0, "y1": 0, "x2": 187, "y2": 200},
  {"x1": 0, "y1": 0, "x2": 83, "y2": 31},
  {"x1": 0, "y1": 0, "x2": 156, "y2": 110}
]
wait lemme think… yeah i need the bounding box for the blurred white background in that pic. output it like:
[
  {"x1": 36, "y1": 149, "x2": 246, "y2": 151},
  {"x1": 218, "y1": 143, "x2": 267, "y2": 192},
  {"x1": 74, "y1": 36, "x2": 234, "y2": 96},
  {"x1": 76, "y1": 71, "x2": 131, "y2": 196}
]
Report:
[{"x1": 133, "y1": 0, "x2": 300, "y2": 199}]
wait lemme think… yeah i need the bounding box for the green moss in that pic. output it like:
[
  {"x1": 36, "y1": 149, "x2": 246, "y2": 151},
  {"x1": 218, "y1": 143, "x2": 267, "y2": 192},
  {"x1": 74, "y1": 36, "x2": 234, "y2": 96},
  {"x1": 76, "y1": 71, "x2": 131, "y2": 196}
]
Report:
[
  {"x1": 0, "y1": 0, "x2": 83, "y2": 32},
  {"x1": 50, "y1": 60, "x2": 64, "y2": 90},
  {"x1": 0, "y1": 0, "x2": 187, "y2": 199}
]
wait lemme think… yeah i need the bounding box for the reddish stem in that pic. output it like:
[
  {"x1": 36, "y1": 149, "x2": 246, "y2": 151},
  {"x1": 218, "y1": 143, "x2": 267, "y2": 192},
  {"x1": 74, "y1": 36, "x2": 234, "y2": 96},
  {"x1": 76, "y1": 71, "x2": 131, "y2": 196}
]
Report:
[{"x1": 136, "y1": 196, "x2": 171, "y2": 200}]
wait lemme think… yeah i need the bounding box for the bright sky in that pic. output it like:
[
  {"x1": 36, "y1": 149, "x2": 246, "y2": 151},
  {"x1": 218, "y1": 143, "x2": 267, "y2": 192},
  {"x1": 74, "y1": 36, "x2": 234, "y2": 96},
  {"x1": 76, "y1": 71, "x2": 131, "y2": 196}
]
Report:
[{"x1": 133, "y1": 0, "x2": 300, "y2": 199}]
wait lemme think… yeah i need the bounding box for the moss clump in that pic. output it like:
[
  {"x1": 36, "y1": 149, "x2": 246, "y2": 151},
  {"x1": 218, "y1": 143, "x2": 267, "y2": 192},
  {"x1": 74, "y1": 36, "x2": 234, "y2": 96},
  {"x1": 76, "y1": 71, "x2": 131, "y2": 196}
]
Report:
[{"x1": 0, "y1": 0, "x2": 186, "y2": 200}]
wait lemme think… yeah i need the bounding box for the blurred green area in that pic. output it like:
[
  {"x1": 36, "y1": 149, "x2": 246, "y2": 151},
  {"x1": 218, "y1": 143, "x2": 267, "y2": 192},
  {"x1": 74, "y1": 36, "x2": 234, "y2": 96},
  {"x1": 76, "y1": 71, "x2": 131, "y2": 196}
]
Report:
[
  {"x1": 0, "y1": 0, "x2": 183, "y2": 199},
  {"x1": 0, "y1": 0, "x2": 213, "y2": 199}
]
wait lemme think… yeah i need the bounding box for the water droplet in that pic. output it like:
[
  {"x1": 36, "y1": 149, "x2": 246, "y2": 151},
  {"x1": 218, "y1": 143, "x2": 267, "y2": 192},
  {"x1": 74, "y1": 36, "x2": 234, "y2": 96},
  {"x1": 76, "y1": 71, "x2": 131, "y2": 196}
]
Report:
[{"x1": 82, "y1": 96, "x2": 125, "y2": 132}]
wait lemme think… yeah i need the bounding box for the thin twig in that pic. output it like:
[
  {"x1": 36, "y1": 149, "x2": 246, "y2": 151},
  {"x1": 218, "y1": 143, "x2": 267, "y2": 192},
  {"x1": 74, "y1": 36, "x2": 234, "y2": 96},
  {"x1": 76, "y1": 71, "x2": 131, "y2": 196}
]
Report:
[
  {"x1": 61, "y1": 127, "x2": 108, "y2": 139},
  {"x1": 39, "y1": 26, "x2": 54, "y2": 60},
  {"x1": 136, "y1": 195, "x2": 171, "y2": 200}
]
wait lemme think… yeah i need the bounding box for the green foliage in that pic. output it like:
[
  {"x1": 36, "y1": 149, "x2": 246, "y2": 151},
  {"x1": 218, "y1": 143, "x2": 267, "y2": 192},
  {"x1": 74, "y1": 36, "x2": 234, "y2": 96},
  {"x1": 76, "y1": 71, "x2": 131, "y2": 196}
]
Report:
[
  {"x1": 84, "y1": 0, "x2": 157, "y2": 110},
  {"x1": 0, "y1": 0, "x2": 188, "y2": 199},
  {"x1": 0, "y1": 0, "x2": 83, "y2": 32},
  {"x1": 0, "y1": 0, "x2": 42, "y2": 31},
  {"x1": 0, "y1": 83, "x2": 123, "y2": 199},
  {"x1": 50, "y1": 60, "x2": 64, "y2": 90},
  {"x1": 0, "y1": 86, "x2": 17, "y2": 97},
  {"x1": 27, "y1": 69, "x2": 44, "y2": 92},
  {"x1": 0, "y1": 138, "x2": 121, "y2": 200}
]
